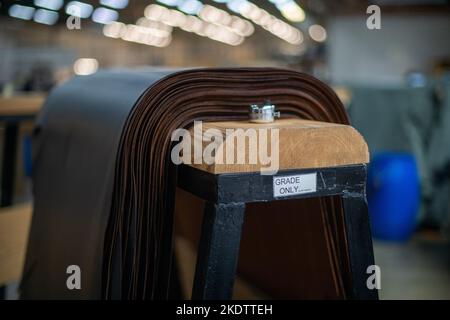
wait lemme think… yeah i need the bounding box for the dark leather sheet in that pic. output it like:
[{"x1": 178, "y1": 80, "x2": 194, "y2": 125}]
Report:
[{"x1": 21, "y1": 68, "x2": 350, "y2": 299}]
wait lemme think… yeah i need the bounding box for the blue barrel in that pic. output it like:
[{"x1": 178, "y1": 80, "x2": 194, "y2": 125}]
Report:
[{"x1": 367, "y1": 152, "x2": 420, "y2": 241}]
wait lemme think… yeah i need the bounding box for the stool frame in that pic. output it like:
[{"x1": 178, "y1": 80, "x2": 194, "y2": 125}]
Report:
[{"x1": 177, "y1": 164, "x2": 378, "y2": 300}]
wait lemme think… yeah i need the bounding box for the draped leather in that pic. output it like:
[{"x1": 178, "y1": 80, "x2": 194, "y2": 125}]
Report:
[{"x1": 21, "y1": 68, "x2": 351, "y2": 299}]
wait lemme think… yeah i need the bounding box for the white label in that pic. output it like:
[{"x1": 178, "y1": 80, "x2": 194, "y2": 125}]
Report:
[{"x1": 273, "y1": 173, "x2": 317, "y2": 198}]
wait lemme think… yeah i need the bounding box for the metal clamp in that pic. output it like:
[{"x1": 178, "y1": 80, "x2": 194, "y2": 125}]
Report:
[{"x1": 249, "y1": 102, "x2": 280, "y2": 123}]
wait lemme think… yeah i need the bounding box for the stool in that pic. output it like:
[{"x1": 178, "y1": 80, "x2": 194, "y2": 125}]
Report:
[{"x1": 177, "y1": 119, "x2": 378, "y2": 300}]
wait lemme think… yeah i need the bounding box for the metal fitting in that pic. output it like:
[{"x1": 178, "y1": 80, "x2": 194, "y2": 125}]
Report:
[{"x1": 249, "y1": 102, "x2": 280, "y2": 123}]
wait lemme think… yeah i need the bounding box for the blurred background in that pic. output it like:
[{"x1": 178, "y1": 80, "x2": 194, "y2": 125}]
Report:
[{"x1": 0, "y1": 0, "x2": 449, "y2": 300}]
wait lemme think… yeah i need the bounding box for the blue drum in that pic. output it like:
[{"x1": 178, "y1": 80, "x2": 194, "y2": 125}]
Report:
[{"x1": 367, "y1": 152, "x2": 420, "y2": 241}]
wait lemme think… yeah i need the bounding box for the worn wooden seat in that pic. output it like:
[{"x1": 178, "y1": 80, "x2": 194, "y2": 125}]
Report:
[{"x1": 186, "y1": 118, "x2": 369, "y2": 173}]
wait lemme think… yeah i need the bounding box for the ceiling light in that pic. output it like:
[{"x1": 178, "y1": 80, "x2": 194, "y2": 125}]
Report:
[
  {"x1": 308, "y1": 24, "x2": 327, "y2": 42},
  {"x1": 136, "y1": 18, "x2": 172, "y2": 37},
  {"x1": 227, "y1": 0, "x2": 251, "y2": 14},
  {"x1": 103, "y1": 21, "x2": 126, "y2": 38},
  {"x1": 8, "y1": 4, "x2": 35, "y2": 20},
  {"x1": 278, "y1": 1, "x2": 305, "y2": 22},
  {"x1": 34, "y1": 8, "x2": 59, "y2": 25},
  {"x1": 73, "y1": 58, "x2": 98, "y2": 76},
  {"x1": 34, "y1": 0, "x2": 64, "y2": 11},
  {"x1": 157, "y1": 0, "x2": 180, "y2": 6},
  {"x1": 65, "y1": 1, "x2": 94, "y2": 19},
  {"x1": 100, "y1": 0, "x2": 128, "y2": 10},
  {"x1": 143, "y1": 3, "x2": 249, "y2": 46},
  {"x1": 178, "y1": 0, "x2": 203, "y2": 15},
  {"x1": 92, "y1": 7, "x2": 119, "y2": 24}
]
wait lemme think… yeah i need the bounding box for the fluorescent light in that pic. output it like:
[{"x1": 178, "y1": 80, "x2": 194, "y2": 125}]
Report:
[
  {"x1": 34, "y1": 8, "x2": 59, "y2": 25},
  {"x1": 120, "y1": 24, "x2": 172, "y2": 47},
  {"x1": 73, "y1": 58, "x2": 98, "y2": 76},
  {"x1": 65, "y1": 1, "x2": 94, "y2": 19},
  {"x1": 143, "y1": 4, "x2": 245, "y2": 46},
  {"x1": 200, "y1": 5, "x2": 254, "y2": 36},
  {"x1": 103, "y1": 21, "x2": 126, "y2": 38},
  {"x1": 100, "y1": 0, "x2": 129, "y2": 10},
  {"x1": 34, "y1": 0, "x2": 64, "y2": 11},
  {"x1": 269, "y1": 0, "x2": 290, "y2": 4},
  {"x1": 308, "y1": 24, "x2": 327, "y2": 42},
  {"x1": 278, "y1": 1, "x2": 305, "y2": 22},
  {"x1": 178, "y1": 0, "x2": 203, "y2": 15},
  {"x1": 227, "y1": 0, "x2": 251, "y2": 14},
  {"x1": 9, "y1": 4, "x2": 35, "y2": 20},
  {"x1": 92, "y1": 7, "x2": 119, "y2": 24},
  {"x1": 157, "y1": 0, "x2": 180, "y2": 6},
  {"x1": 225, "y1": 1, "x2": 303, "y2": 44},
  {"x1": 136, "y1": 18, "x2": 172, "y2": 37}
]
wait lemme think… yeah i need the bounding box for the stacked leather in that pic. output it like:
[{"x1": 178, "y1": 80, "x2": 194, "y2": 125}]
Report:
[{"x1": 21, "y1": 68, "x2": 351, "y2": 299}]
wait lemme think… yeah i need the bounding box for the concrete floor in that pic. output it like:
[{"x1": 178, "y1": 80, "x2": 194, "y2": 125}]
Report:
[
  {"x1": 6, "y1": 233, "x2": 449, "y2": 300},
  {"x1": 373, "y1": 233, "x2": 450, "y2": 300}
]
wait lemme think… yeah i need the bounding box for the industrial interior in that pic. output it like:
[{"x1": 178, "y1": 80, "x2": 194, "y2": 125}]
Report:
[{"x1": 0, "y1": 0, "x2": 449, "y2": 301}]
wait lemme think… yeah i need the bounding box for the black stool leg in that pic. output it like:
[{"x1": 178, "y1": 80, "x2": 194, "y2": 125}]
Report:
[
  {"x1": 342, "y1": 192, "x2": 379, "y2": 300},
  {"x1": 192, "y1": 201, "x2": 245, "y2": 300},
  {"x1": 1, "y1": 122, "x2": 19, "y2": 207},
  {"x1": 0, "y1": 122, "x2": 19, "y2": 299}
]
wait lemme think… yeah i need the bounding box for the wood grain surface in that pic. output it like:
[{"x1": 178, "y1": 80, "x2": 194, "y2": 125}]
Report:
[{"x1": 186, "y1": 118, "x2": 369, "y2": 173}]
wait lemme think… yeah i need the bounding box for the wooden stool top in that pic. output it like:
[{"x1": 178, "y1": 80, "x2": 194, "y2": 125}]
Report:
[{"x1": 185, "y1": 118, "x2": 369, "y2": 174}]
